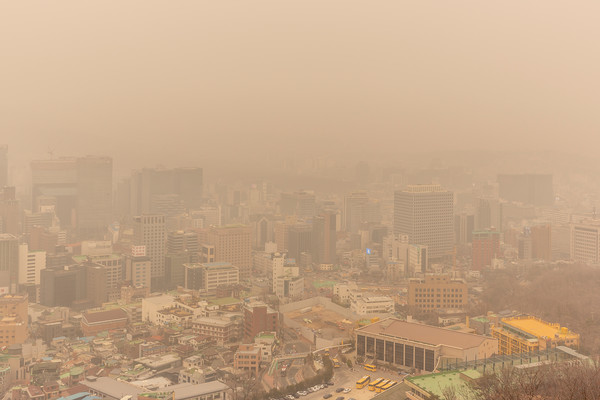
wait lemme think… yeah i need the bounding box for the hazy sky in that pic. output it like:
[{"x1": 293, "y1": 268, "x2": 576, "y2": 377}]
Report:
[{"x1": 1, "y1": 1, "x2": 599, "y2": 171}]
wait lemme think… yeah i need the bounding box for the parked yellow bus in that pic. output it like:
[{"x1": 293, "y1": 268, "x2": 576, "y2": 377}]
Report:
[
  {"x1": 356, "y1": 375, "x2": 370, "y2": 389},
  {"x1": 380, "y1": 381, "x2": 397, "y2": 391},
  {"x1": 368, "y1": 378, "x2": 383, "y2": 391},
  {"x1": 375, "y1": 379, "x2": 390, "y2": 393},
  {"x1": 363, "y1": 364, "x2": 377, "y2": 372}
]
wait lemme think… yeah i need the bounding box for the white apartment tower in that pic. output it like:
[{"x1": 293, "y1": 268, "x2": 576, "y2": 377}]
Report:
[
  {"x1": 394, "y1": 184, "x2": 454, "y2": 260},
  {"x1": 570, "y1": 220, "x2": 600, "y2": 264},
  {"x1": 18, "y1": 243, "x2": 46, "y2": 285}
]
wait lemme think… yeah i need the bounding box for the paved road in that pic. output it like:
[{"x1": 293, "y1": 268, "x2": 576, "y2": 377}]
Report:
[{"x1": 298, "y1": 364, "x2": 406, "y2": 400}]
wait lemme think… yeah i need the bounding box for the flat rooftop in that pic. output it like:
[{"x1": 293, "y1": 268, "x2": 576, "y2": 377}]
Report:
[
  {"x1": 406, "y1": 370, "x2": 481, "y2": 398},
  {"x1": 502, "y1": 317, "x2": 579, "y2": 340},
  {"x1": 357, "y1": 318, "x2": 491, "y2": 349}
]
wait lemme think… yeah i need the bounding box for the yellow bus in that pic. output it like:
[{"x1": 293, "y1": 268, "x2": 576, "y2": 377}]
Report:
[
  {"x1": 380, "y1": 381, "x2": 397, "y2": 391},
  {"x1": 375, "y1": 379, "x2": 390, "y2": 393},
  {"x1": 368, "y1": 378, "x2": 383, "y2": 391},
  {"x1": 355, "y1": 375, "x2": 370, "y2": 389},
  {"x1": 363, "y1": 364, "x2": 377, "y2": 372}
]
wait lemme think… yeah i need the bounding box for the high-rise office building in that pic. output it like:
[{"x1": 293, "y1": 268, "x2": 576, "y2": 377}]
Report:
[
  {"x1": 133, "y1": 215, "x2": 166, "y2": 289},
  {"x1": 130, "y1": 167, "x2": 203, "y2": 215},
  {"x1": 343, "y1": 191, "x2": 380, "y2": 233},
  {"x1": 570, "y1": 220, "x2": 600, "y2": 264},
  {"x1": 0, "y1": 187, "x2": 19, "y2": 235},
  {"x1": 472, "y1": 229, "x2": 501, "y2": 270},
  {"x1": 18, "y1": 243, "x2": 46, "y2": 286},
  {"x1": 476, "y1": 197, "x2": 503, "y2": 231},
  {"x1": 31, "y1": 156, "x2": 113, "y2": 238},
  {"x1": 40, "y1": 265, "x2": 87, "y2": 307},
  {"x1": 76, "y1": 156, "x2": 113, "y2": 239},
  {"x1": 0, "y1": 145, "x2": 7, "y2": 187},
  {"x1": 287, "y1": 223, "x2": 312, "y2": 262},
  {"x1": 0, "y1": 234, "x2": 19, "y2": 293},
  {"x1": 125, "y1": 250, "x2": 151, "y2": 289},
  {"x1": 394, "y1": 184, "x2": 454, "y2": 260},
  {"x1": 280, "y1": 191, "x2": 316, "y2": 219},
  {"x1": 531, "y1": 224, "x2": 552, "y2": 261},
  {"x1": 312, "y1": 211, "x2": 337, "y2": 264},
  {"x1": 204, "y1": 225, "x2": 251, "y2": 280},
  {"x1": 497, "y1": 174, "x2": 554, "y2": 206},
  {"x1": 454, "y1": 213, "x2": 475, "y2": 245},
  {"x1": 31, "y1": 158, "x2": 78, "y2": 229}
]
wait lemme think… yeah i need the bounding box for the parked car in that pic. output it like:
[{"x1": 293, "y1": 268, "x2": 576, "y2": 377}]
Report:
[
  {"x1": 335, "y1": 388, "x2": 344, "y2": 393},
  {"x1": 343, "y1": 389, "x2": 351, "y2": 394},
  {"x1": 323, "y1": 394, "x2": 332, "y2": 399}
]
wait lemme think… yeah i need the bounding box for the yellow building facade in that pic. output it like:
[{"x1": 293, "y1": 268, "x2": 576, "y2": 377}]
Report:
[{"x1": 491, "y1": 316, "x2": 579, "y2": 355}]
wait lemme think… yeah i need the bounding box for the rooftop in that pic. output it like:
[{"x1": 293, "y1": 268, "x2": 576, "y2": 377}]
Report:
[
  {"x1": 357, "y1": 318, "x2": 492, "y2": 349},
  {"x1": 82, "y1": 309, "x2": 127, "y2": 324},
  {"x1": 406, "y1": 370, "x2": 481, "y2": 398},
  {"x1": 501, "y1": 316, "x2": 579, "y2": 340}
]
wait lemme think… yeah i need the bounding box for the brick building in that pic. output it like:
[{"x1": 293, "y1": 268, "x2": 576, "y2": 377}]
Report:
[
  {"x1": 243, "y1": 301, "x2": 279, "y2": 341},
  {"x1": 81, "y1": 309, "x2": 128, "y2": 337}
]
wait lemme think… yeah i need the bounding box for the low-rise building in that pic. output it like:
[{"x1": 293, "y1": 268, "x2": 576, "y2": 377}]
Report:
[
  {"x1": 80, "y1": 309, "x2": 128, "y2": 337},
  {"x1": 355, "y1": 318, "x2": 498, "y2": 372},
  {"x1": 134, "y1": 353, "x2": 182, "y2": 371},
  {"x1": 243, "y1": 301, "x2": 279, "y2": 341},
  {"x1": 83, "y1": 376, "x2": 229, "y2": 400},
  {"x1": 491, "y1": 315, "x2": 580, "y2": 355},
  {"x1": 233, "y1": 344, "x2": 262, "y2": 375},
  {"x1": 192, "y1": 315, "x2": 242, "y2": 345},
  {"x1": 178, "y1": 366, "x2": 217, "y2": 385},
  {"x1": 350, "y1": 295, "x2": 394, "y2": 315},
  {"x1": 407, "y1": 275, "x2": 468, "y2": 311}
]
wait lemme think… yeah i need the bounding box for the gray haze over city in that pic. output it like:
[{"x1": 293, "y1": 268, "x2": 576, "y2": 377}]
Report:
[{"x1": 1, "y1": 2, "x2": 600, "y2": 400}]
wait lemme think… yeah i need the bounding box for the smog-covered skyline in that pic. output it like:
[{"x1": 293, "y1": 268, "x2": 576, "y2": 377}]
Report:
[{"x1": 2, "y1": 0, "x2": 600, "y2": 172}]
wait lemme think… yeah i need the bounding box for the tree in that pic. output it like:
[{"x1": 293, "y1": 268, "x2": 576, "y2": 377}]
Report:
[{"x1": 224, "y1": 371, "x2": 262, "y2": 400}]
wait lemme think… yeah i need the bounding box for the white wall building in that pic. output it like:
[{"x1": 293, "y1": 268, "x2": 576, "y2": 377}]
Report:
[
  {"x1": 350, "y1": 295, "x2": 394, "y2": 316},
  {"x1": 18, "y1": 243, "x2": 46, "y2": 285}
]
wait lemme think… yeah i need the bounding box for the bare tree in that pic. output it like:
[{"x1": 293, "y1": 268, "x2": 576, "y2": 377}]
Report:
[{"x1": 224, "y1": 371, "x2": 262, "y2": 400}]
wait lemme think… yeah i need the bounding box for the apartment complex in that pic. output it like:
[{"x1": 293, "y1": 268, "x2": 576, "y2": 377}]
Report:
[{"x1": 407, "y1": 275, "x2": 467, "y2": 311}]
